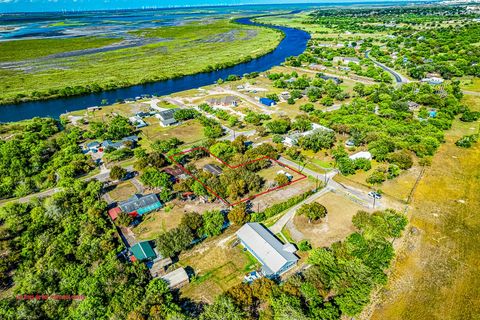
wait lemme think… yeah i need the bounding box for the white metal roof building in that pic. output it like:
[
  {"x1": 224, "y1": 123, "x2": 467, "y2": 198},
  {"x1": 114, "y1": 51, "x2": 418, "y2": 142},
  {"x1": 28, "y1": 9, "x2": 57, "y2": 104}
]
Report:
[
  {"x1": 236, "y1": 223, "x2": 298, "y2": 277},
  {"x1": 160, "y1": 268, "x2": 189, "y2": 289}
]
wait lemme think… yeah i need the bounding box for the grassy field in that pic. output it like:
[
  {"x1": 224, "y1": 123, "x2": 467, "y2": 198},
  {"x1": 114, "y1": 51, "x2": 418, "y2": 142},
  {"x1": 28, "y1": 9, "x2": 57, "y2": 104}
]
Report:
[
  {"x1": 179, "y1": 229, "x2": 260, "y2": 303},
  {"x1": 0, "y1": 20, "x2": 282, "y2": 104},
  {"x1": 107, "y1": 181, "x2": 137, "y2": 202},
  {"x1": 293, "y1": 191, "x2": 371, "y2": 247},
  {"x1": 133, "y1": 200, "x2": 220, "y2": 240},
  {"x1": 0, "y1": 37, "x2": 119, "y2": 62},
  {"x1": 140, "y1": 118, "x2": 206, "y2": 150},
  {"x1": 369, "y1": 96, "x2": 480, "y2": 319}
]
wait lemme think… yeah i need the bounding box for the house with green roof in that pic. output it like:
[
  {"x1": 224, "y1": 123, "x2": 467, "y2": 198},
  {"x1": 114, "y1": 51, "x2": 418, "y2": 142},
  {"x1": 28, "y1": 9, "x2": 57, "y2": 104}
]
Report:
[{"x1": 130, "y1": 241, "x2": 157, "y2": 262}]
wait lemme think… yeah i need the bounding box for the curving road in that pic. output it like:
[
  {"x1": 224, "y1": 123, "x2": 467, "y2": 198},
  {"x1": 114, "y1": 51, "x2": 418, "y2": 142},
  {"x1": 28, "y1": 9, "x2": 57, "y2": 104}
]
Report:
[{"x1": 365, "y1": 50, "x2": 410, "y2": 85}]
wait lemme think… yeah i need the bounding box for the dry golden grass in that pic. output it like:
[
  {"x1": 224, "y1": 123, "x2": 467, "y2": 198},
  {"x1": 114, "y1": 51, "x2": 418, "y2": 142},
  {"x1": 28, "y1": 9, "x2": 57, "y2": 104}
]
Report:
[
  {"x1": 108, "y1": 181, "x2": 137, "y2": 202},
  {"x1": 133, "y1": 200, "x2": 220, "y2": 240},
  {"x1": 293, "y1": 191, "x2": 371, "y2": 247},
  {"x1": 179, "y1": 229, "x2": 259, "y2": 303},
  {"x1": 370, "y1": 96, "x2": 480, "y2": 320}
]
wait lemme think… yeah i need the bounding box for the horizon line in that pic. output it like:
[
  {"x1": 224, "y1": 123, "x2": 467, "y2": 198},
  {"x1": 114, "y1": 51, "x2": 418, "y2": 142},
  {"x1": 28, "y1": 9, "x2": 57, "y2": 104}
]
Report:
[{"x1": 0, "y1": 0, "x2": 437, "y2": 15}]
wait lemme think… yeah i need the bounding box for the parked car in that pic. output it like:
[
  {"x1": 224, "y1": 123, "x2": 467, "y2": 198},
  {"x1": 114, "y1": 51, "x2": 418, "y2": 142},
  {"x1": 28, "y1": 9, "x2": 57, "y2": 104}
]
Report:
[{"x1": 368, "y1": 191, "x2": 382, "y2": 199}]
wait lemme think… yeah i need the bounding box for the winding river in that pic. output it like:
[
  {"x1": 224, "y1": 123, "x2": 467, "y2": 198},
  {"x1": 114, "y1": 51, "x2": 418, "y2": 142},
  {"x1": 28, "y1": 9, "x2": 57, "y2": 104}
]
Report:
[{"x1": 0, "y1": 18, "x2": 310, "y2": 122}]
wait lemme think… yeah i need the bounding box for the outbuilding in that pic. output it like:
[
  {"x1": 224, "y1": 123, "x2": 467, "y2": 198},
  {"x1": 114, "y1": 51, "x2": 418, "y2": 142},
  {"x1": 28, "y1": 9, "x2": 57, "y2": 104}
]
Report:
[
  {"x1": 130, "y1": 241, "x2": 157, "y2": 262},
  {"x1": 160, "y1": 268, "x2": 190, "y2": 289},
  {"x1": 203, "y1": 164, "x2": 223, "y2": 176},
  {"x1": 259, "y1": 97, "x2": 276, "y2": 107}
]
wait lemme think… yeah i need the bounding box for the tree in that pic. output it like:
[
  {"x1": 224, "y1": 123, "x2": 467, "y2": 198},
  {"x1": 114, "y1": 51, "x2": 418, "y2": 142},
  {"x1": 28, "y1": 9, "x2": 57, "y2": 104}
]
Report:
[
  {"x1": 156, "y1": 226, "x2": 193, "y2": 257},
  {"x1": 387, "y1": 150, "x2": 413, "y2": 169},
  {"x1": 366, "y1": 170, "x2": 386, "y2": 185},
  {"x1": 181, "y1": 212, "x2": 203, "y2": 236},
  {"x1": 298, "y1": 240, "x2": 312, "y2": 251},
  {"x1": 299, "y1": 103, "x2": 315, "y2": 113},
  {"x1": 299, "y1": 130, "x2": 336, "y2": 152},
  {"x1": 337, "y1": 157, "x2": 356, "y2": 175},
  {"x1": 174, "y1": 108, "x2": 199, "y2": 121},
  {"x1": 292, "y1": 117, "x2": 312, "y2": 132},
  {"x1": 227, "y1": 203, "x2": 248, "y2": 225},
  {"x1": 110, "y1": 165, "x2": 127, "y2": 181},
  {"x1": 275, "y1": 173, "x2": 290, "y2": 186},
  {"x1": 115, "y1": 212, "x2": 133, "y2": 227},
  {"x1": 140, "y1": 168, "x2": 172, "y2": 189},
  {"x1": 210, "y1": 142, "x2": 236, "y2": 161},
  {"x1": 200, "y1": 295, "x2": 246, "y2": 320},
  {"x1": 232, "y1": 135, "x2": 247, "y2": 154},
  {"x1": 266, "y1": 119, "x2": 291, "y2": 134},
  {"x1": 297, "y1": 202, "x2": 327, "y2": 223},
  {"x1": 201, "y1": 210, "x2": 224, "y2": 237}
]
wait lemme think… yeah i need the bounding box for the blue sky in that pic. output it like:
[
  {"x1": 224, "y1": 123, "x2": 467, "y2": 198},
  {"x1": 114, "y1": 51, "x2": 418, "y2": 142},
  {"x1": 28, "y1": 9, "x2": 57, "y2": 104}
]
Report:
[{"x1": 0, "y1": 0, "x2": 403, "y2": 13}]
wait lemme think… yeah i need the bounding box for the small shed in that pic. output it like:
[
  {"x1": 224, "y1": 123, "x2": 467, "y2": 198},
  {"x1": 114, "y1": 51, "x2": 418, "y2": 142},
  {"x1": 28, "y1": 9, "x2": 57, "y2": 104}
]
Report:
[
  {"x1": 130, "y1": 241, "x2": 157, "y2": 261},
  {"x1": 260, "y1": 97, "x2": 276, "y2": 107},
  {"x1": 160, "y1": 268, "x2": 190, "y2": 289},
  {"x1": 108, "y1": 207, "x2": 122, "y2": 220}
]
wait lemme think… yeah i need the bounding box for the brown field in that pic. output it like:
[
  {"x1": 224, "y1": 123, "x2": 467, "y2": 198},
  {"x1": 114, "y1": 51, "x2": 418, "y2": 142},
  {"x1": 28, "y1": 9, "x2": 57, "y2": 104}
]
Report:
[
  {"x1": 369, "y1": 96, "x2": 480, "y2": 320},
  {"x1": 178, "y1": 228, "x2": 260, "y2": 303},
  {"x1": 293, "y1": 191, "x2": 371, "y2": 247}
]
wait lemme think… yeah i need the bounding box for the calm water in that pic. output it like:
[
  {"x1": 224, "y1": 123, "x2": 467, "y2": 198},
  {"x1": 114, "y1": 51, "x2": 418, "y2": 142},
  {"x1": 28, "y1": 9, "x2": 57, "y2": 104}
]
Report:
[
  {"x1": 0, "y1": 17, "x2": 310, "y2": 122},
  {"x1": 0, "y1": 2, "x2": 421, "y2": 122}
]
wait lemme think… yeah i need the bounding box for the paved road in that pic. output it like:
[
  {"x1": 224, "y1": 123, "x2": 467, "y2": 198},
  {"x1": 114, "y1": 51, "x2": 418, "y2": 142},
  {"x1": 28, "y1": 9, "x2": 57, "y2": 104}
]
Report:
[
  {"x1": 462, "y1": 90, "x2": 480, "y2": 96},
  {"x1": 291, "y1": 66, "x2": 375, "y2": 85},
  {"x1": 1, "y1": 165, "x2": 134, "y2": 207},
  {"x1": 269, "y1": 186, "x2": 333, "y2": 234},
  {"x1": 270, "y1": 157, "x2": 380, "y2": 235},
  {"x1": 365, "y1": 50, "x2": 410, "y2": 85}
]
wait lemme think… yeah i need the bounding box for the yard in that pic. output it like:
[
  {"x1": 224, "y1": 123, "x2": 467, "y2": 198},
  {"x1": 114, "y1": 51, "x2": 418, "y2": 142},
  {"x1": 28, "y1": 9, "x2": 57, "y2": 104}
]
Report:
[
  {"x1": 178, "y1": 229, "x2": 260, "y2": 303},
  {"x1": 292, "y1": 191, "x2": 371, "y2": 248},
  {"x1": 139, "y1": 118, "x2": 206, "y2": 150},
  {"x1": 132, "y1": 199, "x2": 222, "y2": 241},
  {"x1": 107, "y1": 181, "x2": 137, "y2": 202}
]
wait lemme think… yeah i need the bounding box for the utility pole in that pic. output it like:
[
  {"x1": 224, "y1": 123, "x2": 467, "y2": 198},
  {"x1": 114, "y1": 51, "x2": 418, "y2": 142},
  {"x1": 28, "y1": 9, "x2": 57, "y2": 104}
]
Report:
[{"x1": 373, "y1": 196, "x2": 376, "y2": 209}]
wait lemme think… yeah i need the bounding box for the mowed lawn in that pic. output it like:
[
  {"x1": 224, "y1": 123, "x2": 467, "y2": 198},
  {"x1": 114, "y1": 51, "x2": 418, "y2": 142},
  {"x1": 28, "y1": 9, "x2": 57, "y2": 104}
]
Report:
[
  {"x1": 139, "y1": 119, "x2": 206, "y2": 150},
  {"x1": 371, "y1": 96, "x2": 480, "y2": 319}
]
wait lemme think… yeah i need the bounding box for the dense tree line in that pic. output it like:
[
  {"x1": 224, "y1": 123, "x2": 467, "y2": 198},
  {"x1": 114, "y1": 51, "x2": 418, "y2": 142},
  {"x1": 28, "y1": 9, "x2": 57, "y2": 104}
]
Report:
[{"x1": 0, "y1": 118, "x2": 94, "y2": 199}]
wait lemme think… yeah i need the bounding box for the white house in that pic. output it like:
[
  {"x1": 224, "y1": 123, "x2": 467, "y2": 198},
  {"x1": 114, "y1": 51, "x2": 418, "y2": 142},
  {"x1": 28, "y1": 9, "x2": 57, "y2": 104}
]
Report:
[{"x1": 236, "y1": 223, "x2": 298, "y2": 277}]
